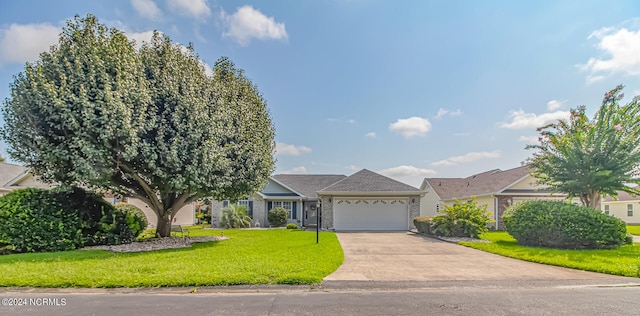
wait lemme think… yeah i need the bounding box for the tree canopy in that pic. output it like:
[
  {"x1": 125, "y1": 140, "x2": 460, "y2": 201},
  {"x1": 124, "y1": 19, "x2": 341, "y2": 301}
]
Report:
[
  {"x1": 1, "y1": 14, "x2": 275, "y2": 236},
  {"x1": 526, "y1": 85, "x2": 640, "y2": 208}
]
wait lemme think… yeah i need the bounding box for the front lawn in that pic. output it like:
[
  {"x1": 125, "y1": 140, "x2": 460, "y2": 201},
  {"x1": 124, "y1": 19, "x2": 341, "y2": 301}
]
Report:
[
  {"x1": 627, "y1": 225, "x2": 640, "y2": 236},
  {"x1": 0, "y1": 228, "x2": 344, "y2": 287},
  {"x1": 460, "y1": 232, "x2": 640, "y2": 278}
]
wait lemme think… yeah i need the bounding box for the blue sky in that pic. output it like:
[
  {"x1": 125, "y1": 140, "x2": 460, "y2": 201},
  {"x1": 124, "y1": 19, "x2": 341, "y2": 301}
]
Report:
[{"x1": 2, "y1": 1, "x2": 640, "y2": 186}]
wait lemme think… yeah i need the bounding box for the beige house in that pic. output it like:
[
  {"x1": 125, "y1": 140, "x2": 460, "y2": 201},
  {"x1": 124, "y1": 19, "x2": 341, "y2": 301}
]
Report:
[
  {"x1": 420, "y1": 166, "x2": 567, "y2": 229},
  {"x1": 601, "y1": 190, "x2": 640, "y2": 225},
  {"x1": 0, "y1": 162, "x2": 195, "y2": 228}
]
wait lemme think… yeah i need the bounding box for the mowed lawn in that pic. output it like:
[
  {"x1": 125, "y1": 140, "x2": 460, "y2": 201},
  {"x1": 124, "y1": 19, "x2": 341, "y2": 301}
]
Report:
[
  {"x1": 627, "y1": 225, "x2": 640, "y2": 236},
  {"x1": 461, "y1": 232, "x2": 640, "y2": 278},
  {"x1": 0, "y1": 228, "x2": 344, "y2": 288}
]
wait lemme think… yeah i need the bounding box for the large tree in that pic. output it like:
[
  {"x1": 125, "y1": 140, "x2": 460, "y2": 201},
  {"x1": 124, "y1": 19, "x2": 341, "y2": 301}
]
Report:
[
  {"x1": 526, "y1": 85, "x2": 640, "y2": 208},
  {"x1": 1, "y1": 15, "x2": 275, "y2": 236}
]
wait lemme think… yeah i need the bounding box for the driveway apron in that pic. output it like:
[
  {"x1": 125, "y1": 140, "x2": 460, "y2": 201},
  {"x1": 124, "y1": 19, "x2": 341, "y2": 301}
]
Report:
[{"x1": 324, "y1": 232, "x2": 624, "y2": 281}]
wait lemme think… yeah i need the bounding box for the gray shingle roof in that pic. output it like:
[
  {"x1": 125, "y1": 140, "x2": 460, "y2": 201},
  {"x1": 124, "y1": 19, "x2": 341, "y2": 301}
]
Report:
[
  {"x1": 272, "y1": 174, "x2": 347, "y2": 198},
  {"x1": 319, "y1": 169, "x2": 422, "y2": 193},
  {"x1": 425, "y1": 166, "x2": 530, "y2": 200},
  {"x1": 0, "y1": 162, "x2": 29, "y2": 186}
]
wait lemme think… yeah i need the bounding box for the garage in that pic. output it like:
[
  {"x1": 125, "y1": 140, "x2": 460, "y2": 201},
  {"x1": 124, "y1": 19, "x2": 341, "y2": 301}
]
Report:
[
  {"x1": 333, "y1": 199, "x2": 409, "y2": 230},
  {"x1": 317, "y1": 169, "x2": 425, "y2": 231}
]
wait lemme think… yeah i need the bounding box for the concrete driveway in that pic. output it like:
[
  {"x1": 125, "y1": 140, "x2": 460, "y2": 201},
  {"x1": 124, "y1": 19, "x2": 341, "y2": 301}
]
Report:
[{"x1": 324, "y1": 232, "x2": 626, "y2": 281}]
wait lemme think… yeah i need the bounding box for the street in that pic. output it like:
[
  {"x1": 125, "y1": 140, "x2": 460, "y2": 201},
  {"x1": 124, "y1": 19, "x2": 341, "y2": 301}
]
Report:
[{"x1": 2, "y1": 281, "x2": 640, "y2": 315}]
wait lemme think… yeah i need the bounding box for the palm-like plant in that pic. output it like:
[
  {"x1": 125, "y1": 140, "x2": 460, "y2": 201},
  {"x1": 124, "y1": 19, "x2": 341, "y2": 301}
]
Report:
[{"x1": 220, "y1": 204, "x2": 252, "y2": 229}]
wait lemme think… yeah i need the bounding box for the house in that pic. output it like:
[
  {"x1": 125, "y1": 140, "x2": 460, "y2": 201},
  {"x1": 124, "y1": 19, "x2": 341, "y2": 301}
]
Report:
[
  {"x1": 601, "y1": 190, "x2": 640, "y2": 225},
  {"x1": 0, "y1": 162, "x2": 195, "y2": 228},
  {"x1": 0, "y1": 162, "x2": 55, "y2": 196},
  {"x1": 214, "y1": 169, "x2": 425, "y2": 231},
  {"x1": 420, "y1": 166, "x2": 567, "y2": 229}
]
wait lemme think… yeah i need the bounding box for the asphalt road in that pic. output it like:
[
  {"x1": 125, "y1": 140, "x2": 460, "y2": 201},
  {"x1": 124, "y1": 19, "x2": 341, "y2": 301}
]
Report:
[{"x1": 2, "y1": 282, "x2": 640, "y2": 316}]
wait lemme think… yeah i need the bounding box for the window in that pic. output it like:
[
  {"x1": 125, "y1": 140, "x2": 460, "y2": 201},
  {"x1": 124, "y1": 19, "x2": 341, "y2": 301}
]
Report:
[
  {"x1": 272, "y1": 201, "x2": 294, "y2": 219},
  {"x1": 223, "y1": 200, "x2": 254, "y2": 217},
  {"x1": 604, "y1": 204, "x2": 609, "y2": 215},
  {"x1": 628, "y1": 204, "x2": 634, "y2": 217}
]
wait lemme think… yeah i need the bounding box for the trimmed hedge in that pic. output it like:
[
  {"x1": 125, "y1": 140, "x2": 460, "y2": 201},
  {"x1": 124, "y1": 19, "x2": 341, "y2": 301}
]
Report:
[
  {"x1": 0, "y1": 187, "x2": 146, "y2": 254},
  {"x1": 115, "y1": 203, "x2": 148, "y2": 235},
  {"x1": 268, "y1": 207, "x2": 288, "y2": 227},
  {"x1": 413, "y1": 216, "x2": 433, "y2": 234},
  {"x1": 503, "y1": 200, "x2": 627, "y2": 249},
  {"x1": 0, "y1": 188, "x2": 83, "y2": 253}
]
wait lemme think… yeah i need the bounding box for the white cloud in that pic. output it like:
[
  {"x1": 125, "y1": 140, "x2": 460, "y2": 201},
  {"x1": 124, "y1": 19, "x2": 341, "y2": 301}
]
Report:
[
  {"x1": 365, "y1": 132, "x2": 376, "y2": 138},
  {"x1": 389, "y1": 116, "x2": 432, "y2": 137},
  {"x1": 132, "y1": 0, "x2": 162, "y2": 20},
  {"x1": 167, "y1": 0, "x2": 211, "y2": 20},
  {"x1": 432, "y1": 150, "x2": 501, "y2": 167},
  {"x1": 378, "y1": 165, "x2": 437, "y2": 187},
  {"x1": 275, "y1": 142, "x2": 312, "y2": 156},
  {"x1": 579, "y1": 27, "x2": 640, "y2": 83},
  {"x1": 221, "y1": 5, "x2": 288, "y2": 46},
  {"x1": 0, "y1": 23, "x2": 60, "y2": 65},
  {"x1": 546, "y1": 100, "x2": 565, "y2": 111},
  {"x1": 434, "y1": 108, "x2": 463, "y2": 120},
  {"x1": 281, "y1": 166, "x2": 307, "y2": 174},
  {"x1": 125, "y1": 30, "x2": 156, "y2": 48},
  {"x1": 345, "y1": 165, "x2": 359, "y2": 171},
  {"x1": 500, "y1": 109, "x2": 570, "y2": 129},
  {"x1": 518, "y1": 135, "x2": 539, "y2": 143}
]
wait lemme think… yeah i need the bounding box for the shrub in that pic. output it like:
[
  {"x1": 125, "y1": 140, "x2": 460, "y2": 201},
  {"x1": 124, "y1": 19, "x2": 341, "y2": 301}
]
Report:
[
  {"x1": 413, "y1": 216, "x2": 434, "y2": 234},
  {"x1": 268, "y1": 207, "x2": 289, "y2": 227},
  {"x1": 286, "y1": 223, "x2": 298, "y2": 230},
  {"x1": 431, "y1": 198, "x2": 493, "y2": 238},
  {"x1": 115, "y1": 203, "x2": 148, "y2": 235},
  {"x1": 220, "y1": 204, "x2": 252, "y2": 228},
  {"x1": 0, "y1": 188, "x2": 83, "y2": 253},
  {"x1": 503, "y1": 200, "x2": 627, "y2": 249}
]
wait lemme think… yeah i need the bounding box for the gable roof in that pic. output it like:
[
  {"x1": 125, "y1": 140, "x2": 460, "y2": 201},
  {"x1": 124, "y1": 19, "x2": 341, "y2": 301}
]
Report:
[
  {"x1": 602, "y1": 187, "x2": 640, "y2": 202},
  {"x1": 424, "y1": 166, "x2": 531, "y2": 200},
  {"x1": 319, "y1": 169, "x2": 422, "y2": 194},
  {"x1": 0, "y1": 162, "x2": 29, "y2": 187},
  {"x1": 271, "y1": 174, "x2": 347, "y2": 198}
]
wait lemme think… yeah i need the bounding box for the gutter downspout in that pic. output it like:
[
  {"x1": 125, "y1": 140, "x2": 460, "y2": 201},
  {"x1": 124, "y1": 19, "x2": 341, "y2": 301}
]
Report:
[{"x1": 494, "y1": 194, "x2": 499, "y2": 230}]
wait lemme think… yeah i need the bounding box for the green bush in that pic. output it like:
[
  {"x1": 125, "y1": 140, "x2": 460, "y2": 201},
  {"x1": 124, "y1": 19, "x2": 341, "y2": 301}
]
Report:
[
  {"x1": 503, "y1": 200, "x2": 627, "y2": 249},
  {"x1": 268, "y1": 207, "x2": 289, "y2": 227},
  {"x1": 286, "y1": 223, "x2": 298, "y2": 230},
  {"x1": 115, "y1": 203, "x2": 148, "y2": 235},
  {"x1": 413, "y1": 216, "x2": 433, "y2": 234},
  {"x1": 220, "y1": 204, "x2": 252, "y2": 228},
  {"x1": 0, "y1": 187, "x2": 146, "y2": 254},
  {"x1": 431, "y1": 198, "x2": 493, "y2": 238},
  {"x1": 0, "y1": 188, "x2": 83, "y2": 253}
]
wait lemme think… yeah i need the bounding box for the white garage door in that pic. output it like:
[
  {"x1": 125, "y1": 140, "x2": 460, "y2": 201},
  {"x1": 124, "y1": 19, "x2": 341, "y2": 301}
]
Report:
[{"x1": 333, "y1": 199, "x2": 408, "y2": 230}]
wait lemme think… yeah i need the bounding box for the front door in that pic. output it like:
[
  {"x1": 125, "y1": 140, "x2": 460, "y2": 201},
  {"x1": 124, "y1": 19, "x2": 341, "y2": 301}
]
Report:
[{"x1": 305, "y1": 203, "x2": 318, "y2": 226}]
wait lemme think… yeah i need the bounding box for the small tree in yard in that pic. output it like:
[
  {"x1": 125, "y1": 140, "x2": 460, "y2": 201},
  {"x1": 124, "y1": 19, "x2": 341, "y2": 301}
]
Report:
[
  {"x1": 527, "y1": 85, "x2": 640, "y2": 208},
  {"x1": 1, "y1": 15, "x2": 275, "y2": 237}
]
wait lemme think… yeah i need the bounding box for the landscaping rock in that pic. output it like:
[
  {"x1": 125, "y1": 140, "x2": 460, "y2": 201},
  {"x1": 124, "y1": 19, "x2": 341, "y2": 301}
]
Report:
[{"x1": 81, "y1": 236, "x2": 229, "y2": 253}]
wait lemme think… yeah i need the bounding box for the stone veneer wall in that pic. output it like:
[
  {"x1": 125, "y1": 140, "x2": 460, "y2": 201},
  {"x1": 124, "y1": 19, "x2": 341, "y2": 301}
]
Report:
[
  {"x1": 496, "y1": 196, "x2": 513, "y2": 230},
  {"x1": 408, "y1": 196, "x2": 421, "y2": 229},
  {"x1": 320, "y1": 196, "x2": 334, "y2": 230},
  {"x1": 251, "y1": 195, "x2": 265, "y2": 227}
]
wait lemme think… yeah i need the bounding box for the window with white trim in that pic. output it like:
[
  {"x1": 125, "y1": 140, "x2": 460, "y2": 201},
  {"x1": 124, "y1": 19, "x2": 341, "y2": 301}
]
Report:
[
  {"x1": 628, "y1": 204, "x2": 634, "y2": 217},
  {"x1": 272, "y1": 201, "x2": 293, "y2": 219},
  {"x1": 604, "y1": 204, "x2": 609, "y2": 215}
]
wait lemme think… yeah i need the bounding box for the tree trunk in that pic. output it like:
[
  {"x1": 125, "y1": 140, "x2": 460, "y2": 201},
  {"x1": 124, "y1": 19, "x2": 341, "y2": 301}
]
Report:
[{"x1": 156, "y1": 215, "x2": 172, "y2": 237}]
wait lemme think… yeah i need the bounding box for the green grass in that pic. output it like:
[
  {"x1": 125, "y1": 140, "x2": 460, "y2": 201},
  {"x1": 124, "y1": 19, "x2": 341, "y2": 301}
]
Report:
[
  {"x1": 627, "y1": 225, "x2": 640, "y2": 236},
  {"x1": 0, "y1": 228, "x2": 344, "y2": 287},
  {"x1": 460, "y1": 232, "x2": 640, "y2": 278}
]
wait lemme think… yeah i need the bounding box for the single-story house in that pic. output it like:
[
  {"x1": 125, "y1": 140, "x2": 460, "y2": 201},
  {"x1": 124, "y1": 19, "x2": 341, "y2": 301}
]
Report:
[
  {"x1": 601, "y1": 190, "x2": 640, "y2": 225},
  {"x1": 420, "y1": 166, "x2": 567, "y2": 229},
  {"x1": 214, "y1": 169, "x2": 425, "y2": 231},
  {"x1": 0, "y1": 162, "x2": 195, "y2": 228}
]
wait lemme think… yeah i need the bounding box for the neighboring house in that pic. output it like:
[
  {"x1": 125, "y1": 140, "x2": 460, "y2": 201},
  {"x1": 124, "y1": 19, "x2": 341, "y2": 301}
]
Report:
[
  {"x1": 601, "y1": 190, "x2": 640, "y2": 225},
  {"x1": 215, "y1": 169, "x2": 425, "y2": 231},
  {"x1": 0, "y1": 162, "x2": 55, "y2": 196},
  {"x1": 420, "y1": 166, "x2": 567, "y2": 229},
  {"x1": 0, "y1": 162, "x2": 195, "y2": 228}
]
